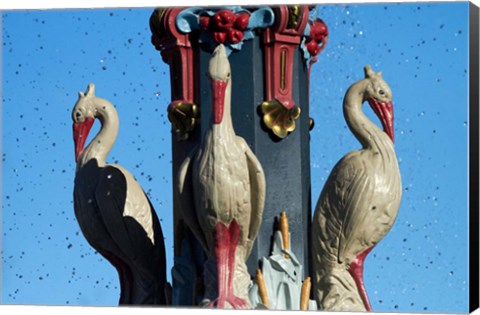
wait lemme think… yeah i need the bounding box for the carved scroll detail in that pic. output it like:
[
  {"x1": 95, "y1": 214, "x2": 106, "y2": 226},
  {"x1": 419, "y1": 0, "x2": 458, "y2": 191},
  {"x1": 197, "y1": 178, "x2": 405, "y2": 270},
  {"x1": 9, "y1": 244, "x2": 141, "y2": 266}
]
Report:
[
  {"x1": 150, "y1": 8, "x2": 199, "y2": 140},
  {"x1": 261, "y1": 6, "x2": 309, "y2": 139}
]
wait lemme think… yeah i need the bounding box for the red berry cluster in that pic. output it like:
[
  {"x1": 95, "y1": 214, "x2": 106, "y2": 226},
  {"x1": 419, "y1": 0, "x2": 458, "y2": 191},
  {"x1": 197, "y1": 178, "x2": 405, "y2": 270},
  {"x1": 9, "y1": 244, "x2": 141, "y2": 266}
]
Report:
[
  {"x1": 199, "y1": 10, "x2": 250, "y2": 44},
  {"x1": 304, "y1": 19, "x2": 328, "y2": 56}
]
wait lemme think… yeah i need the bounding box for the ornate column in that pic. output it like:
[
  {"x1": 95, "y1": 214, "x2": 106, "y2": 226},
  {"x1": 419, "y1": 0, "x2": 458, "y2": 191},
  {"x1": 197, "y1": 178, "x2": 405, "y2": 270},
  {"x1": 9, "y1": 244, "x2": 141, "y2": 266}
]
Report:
[
  {"x1": 149, "y1": 5, "x2": 327, "y2": 308},
  {"x1": 150, "y1": 8, "x2": 203, "y2": 306}
]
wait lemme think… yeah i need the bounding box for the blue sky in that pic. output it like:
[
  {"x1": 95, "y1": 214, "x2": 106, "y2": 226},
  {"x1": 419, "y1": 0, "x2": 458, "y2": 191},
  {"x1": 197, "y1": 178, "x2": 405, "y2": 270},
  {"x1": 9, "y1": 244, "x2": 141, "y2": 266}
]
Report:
[{"x1": 1, "y1": 2, "x2": 471, "y2": 313}]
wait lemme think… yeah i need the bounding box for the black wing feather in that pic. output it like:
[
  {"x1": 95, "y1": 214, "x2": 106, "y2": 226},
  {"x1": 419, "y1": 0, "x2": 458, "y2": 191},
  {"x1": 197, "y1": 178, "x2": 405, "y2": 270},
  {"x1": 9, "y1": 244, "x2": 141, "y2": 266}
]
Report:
[{"x1": 95, "y1": 165, "x2": 137, "y2": 260}]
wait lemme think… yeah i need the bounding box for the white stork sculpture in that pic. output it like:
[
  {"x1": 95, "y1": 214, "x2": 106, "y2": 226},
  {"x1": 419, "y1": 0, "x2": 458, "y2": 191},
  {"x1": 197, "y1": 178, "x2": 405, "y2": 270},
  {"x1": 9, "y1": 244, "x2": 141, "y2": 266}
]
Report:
[
  {"x1": 72, "y1": 84, "x2": 167, "y2": 305},
  {"x1": 177, "y1": 44, "x2": 266, "y2": 309},
  {"x1": 311, "y1": 66, "x2": 402, "y2": 311}
]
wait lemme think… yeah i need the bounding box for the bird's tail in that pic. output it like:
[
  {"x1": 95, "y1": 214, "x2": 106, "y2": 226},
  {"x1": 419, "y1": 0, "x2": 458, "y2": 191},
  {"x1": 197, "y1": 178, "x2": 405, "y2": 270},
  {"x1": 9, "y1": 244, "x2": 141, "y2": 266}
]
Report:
[
  {"x1": 313, "y1": 266, "x2": 366, "y2": 312},
  {"x1": 128, "y1": 270, "x2": 168, "y2": 305}
]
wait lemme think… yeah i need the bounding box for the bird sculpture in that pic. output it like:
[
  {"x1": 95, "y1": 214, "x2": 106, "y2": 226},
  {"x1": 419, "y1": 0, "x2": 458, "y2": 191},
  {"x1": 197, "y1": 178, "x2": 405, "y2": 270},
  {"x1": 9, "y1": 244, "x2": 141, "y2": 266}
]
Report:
[
  {"x1": 311, "y1": 66, "x2": 402, "y2": 311},
  {"x1": 177, "y1": 44, "x2": 266, "y2": 309},
  {"x1": 72, "y1": 83, "x2": 167, "y2": 305}
]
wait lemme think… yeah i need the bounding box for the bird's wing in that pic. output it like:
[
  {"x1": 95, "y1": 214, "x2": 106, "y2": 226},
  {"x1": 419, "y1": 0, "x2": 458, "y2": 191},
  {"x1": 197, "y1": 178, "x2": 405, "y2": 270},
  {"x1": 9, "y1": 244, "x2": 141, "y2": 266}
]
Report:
[
  {"x1": 332, "y1": 155, "x2": 375, "y2": 263},
  {"x1": 95, "y1": 165, "x2": 153, "y2": 261},
  {"x1": 144, "y1": 196, "x2": 168, "y2": 304},
  {"x1": 74, "y1": 160, "x2": 131, "y2": 267},
  {"x1": 176, "y1": 148, "x2": 209, "y2": 252},
  {"x1": 239, "y1": 138, "x2": 266, "y2": 257},
  {"x1": 147, "y1": 196, "x2": 167, "y2": 257}
]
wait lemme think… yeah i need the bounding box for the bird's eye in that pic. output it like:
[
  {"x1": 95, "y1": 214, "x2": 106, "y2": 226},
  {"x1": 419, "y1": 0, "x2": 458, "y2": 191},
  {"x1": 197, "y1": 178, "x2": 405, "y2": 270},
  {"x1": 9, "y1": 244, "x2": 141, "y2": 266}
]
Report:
[
  {"x1": 75, "y1": 111, "x2": 82, "y2": 118},
  {"x1": 379, "y1": 89, "x2": 385, "y2": 95}
]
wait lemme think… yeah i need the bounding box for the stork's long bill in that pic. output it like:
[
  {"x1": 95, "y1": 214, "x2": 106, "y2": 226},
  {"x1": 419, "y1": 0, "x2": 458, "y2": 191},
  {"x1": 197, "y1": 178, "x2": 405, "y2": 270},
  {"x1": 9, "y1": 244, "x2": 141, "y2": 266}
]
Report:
[
  {"x1": 73, "y1": 117, "x2": 94, "y2": 161},
  {"x1": 368, "y1": 98, "x2": 394, "y2": 142},
  {"x1": 211, "y1": 79, "x2": 227, "y2": 124}
]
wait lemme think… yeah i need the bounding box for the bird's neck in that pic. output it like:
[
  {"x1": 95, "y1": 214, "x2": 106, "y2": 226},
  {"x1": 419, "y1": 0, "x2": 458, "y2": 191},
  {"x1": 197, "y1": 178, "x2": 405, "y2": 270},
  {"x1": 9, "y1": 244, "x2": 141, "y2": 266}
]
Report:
[
  {"x1": 78, "y1": 98, "x2": 119, "y2": 169},
  {"x1": 343, "y1": 80, "x2": 393, "y2": 153}
]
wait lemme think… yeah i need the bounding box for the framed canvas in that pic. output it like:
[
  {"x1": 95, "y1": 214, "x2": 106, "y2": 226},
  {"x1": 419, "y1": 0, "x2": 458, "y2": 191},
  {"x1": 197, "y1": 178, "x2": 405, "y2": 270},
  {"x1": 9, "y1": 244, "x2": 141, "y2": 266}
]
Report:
[{"x1": 1, "y1": 0, "x2": 479, "y2": 314}]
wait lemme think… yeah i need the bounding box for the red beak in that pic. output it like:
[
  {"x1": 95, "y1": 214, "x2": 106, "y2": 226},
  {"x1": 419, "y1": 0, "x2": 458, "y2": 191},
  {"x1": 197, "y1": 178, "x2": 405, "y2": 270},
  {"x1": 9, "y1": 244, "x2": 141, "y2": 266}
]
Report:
[
  {"x1": 73, "y1": 117, "x2": 94, "y2": 161},
  {"x1": 368, "y1": 98, "x2": 394, "y2": 142},
  {"x1": 211, "y1": 79, "x2": 227, "y2": 124}
]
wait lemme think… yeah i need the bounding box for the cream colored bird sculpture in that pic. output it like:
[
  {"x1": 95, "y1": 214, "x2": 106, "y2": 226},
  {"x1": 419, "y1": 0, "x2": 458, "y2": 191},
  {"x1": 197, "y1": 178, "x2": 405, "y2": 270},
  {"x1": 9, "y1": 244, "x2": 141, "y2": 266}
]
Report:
[
  {"x1": 177, "y1": 44, "x2": 266, "y2": 309},
  {"x1": 72, "y1": 84, "x2": 167, "y2": 305},
  {"x1": 311, "y1": 66, "x2": 402, "y2": 311}
]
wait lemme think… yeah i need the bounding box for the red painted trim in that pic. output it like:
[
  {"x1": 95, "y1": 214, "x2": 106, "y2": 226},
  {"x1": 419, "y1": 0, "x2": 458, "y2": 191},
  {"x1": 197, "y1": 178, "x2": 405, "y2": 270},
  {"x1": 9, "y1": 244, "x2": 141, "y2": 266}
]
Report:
[
  {"x1": 263, "y1": 6, "x2": 309, "y2": 110},
  {"x1": 150, "y1": 8, "x2": 196, "y2": 105}
]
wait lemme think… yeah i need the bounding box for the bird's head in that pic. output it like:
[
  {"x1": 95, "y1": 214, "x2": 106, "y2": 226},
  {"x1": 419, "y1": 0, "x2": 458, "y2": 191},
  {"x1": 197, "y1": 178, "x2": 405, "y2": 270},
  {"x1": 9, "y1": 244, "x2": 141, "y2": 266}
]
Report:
[
  {"x1": 72, "y1": 83, "x2": 96, "y2": 161},
  {"x1": 208, "y1": 44, "x2": 231, "y2": 124},
  {"x1": 363, "y1": 65, "x2": 395, "y2": 142}
]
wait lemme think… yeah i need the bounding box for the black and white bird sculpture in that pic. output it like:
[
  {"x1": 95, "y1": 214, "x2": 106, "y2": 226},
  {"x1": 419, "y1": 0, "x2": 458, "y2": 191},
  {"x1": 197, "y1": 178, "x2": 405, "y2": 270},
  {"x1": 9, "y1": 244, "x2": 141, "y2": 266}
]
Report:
[
  {"x1": 72, "y1": 83, "x2": 167, "y2": 305},
  {"x1": 311, "y1": 66, "x2": 402, "y2": 311},
  {"x1": 177, "y1": 44, "x2": 266, "y2": 309}
]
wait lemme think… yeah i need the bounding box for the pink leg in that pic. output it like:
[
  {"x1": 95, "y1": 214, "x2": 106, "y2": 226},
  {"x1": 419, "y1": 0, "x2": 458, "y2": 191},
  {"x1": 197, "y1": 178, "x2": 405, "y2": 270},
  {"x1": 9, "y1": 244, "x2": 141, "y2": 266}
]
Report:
[
  {"x1": 225, "y1": 220, "x2": 248, "y2": 308},
  {"x1": 208, "y1": 220, "x2": 247, "y2": 309},
  {"x1": 208, "y1": 222, "x2": 230, "y2": 308},
  {"x1": 348, "y1": 246, "x2": 374, "y2": 311}
]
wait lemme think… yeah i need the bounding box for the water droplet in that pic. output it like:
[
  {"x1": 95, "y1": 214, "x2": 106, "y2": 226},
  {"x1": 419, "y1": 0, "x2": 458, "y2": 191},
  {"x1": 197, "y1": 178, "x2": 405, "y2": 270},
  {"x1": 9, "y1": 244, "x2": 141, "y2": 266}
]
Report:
[{"x1": 87, "y1": 199, "x2": 92, "y2": 204}]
